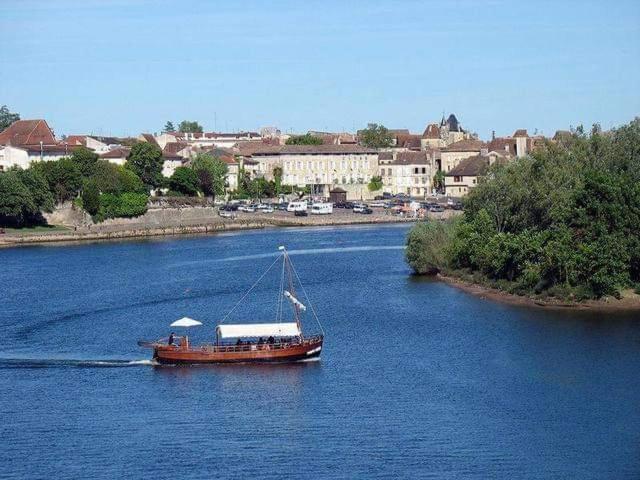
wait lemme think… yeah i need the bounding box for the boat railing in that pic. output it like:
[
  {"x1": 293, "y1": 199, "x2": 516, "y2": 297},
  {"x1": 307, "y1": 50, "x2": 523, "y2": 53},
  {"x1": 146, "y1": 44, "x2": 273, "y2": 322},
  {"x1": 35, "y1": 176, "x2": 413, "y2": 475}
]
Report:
[{"x1": 157, "y1": 335, "x2": 323, "y2": 353}]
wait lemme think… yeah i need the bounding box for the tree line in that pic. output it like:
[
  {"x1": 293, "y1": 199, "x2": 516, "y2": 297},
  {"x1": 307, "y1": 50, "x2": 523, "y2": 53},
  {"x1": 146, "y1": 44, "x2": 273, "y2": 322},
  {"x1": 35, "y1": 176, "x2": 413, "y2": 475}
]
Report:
[
  {"x1": 0, "y1": 142, "x2": 229, "y2": 227},
  {"x1": 406, "y1": 118, "x2": 640, "y2": 300}
]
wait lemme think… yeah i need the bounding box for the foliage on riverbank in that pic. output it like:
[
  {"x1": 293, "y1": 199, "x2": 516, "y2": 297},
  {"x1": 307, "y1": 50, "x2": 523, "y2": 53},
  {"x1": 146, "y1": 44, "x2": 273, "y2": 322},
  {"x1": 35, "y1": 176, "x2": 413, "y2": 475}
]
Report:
[
  {"x1": 406, "y1": 118, "x2": 640, "y2": 300},
  {"x1": 0, "y1": 147, "x2": 150, "y2": 227}
]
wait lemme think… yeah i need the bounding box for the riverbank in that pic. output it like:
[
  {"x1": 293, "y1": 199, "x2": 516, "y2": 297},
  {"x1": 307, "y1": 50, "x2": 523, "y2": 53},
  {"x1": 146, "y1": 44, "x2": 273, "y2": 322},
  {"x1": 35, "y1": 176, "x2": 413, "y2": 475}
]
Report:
[
  {"x1": 438, "y1": 273, "x2": 640, "y2": 312},
  {"x1": 0, "y1": 208, "x2": 433, "y2": 246}
]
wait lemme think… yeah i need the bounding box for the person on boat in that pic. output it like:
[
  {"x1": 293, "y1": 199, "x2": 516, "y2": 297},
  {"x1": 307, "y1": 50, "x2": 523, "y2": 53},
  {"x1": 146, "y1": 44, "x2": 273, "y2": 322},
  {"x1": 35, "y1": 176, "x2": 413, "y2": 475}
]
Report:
[
  {"x1": 168, "y1": 332, "x2": 175, "y2": 345},
  {"x1": 236, "y1": 338, "x2": 243, "y2": 346},
  {"x1": 268, "y1": 336, "x2": 275, "y2": 344}
]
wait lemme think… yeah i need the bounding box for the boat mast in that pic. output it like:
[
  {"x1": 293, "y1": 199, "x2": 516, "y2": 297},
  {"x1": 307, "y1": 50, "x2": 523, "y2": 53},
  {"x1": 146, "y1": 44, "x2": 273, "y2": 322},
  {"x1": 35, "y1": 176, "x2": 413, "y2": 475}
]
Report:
[{"x1": 282, "y1": 248, "x2": 303, "y2": 338}]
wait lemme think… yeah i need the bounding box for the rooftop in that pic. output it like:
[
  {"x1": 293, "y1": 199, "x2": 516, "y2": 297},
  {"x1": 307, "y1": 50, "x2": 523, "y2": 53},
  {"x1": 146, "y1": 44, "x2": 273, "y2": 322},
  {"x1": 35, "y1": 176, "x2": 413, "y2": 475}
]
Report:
[
  {"x1": 441, "y1": 138, "x2": 486, "y2": 152},
  {"x1": 446, "y1": 155, "x2": 490, "y2": 177},
  {"x1": 0, "y1": 119, "x2": 57, "y2": 146}
]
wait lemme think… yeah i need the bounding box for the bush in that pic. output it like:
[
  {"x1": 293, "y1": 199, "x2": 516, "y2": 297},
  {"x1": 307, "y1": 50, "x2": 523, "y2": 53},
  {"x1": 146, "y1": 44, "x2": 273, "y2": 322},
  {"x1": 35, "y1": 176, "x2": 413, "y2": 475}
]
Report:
[
  {"x1": 405, "y1": 219, "x2": 457, "y2": 275},
  {"x1": 98, "y1": 192, "x2": 148, "y2": 220}
]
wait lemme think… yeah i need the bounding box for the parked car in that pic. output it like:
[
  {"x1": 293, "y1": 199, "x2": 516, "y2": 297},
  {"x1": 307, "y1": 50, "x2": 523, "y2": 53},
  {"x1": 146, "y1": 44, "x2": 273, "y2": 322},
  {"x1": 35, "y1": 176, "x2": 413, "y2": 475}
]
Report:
[
  {"x1": 429, "y1": 204, "x2": 445, "y2": 213},
  {"x1": 278, "y1": 203, "x2": 289, "y2": 211},
  {"x1": 261, "y1": 206, "x2": 274, "y2": 213},
  {"x1": 452, "y1": 201, "x2": 463, "y2": 210},
  {"x1": 294, "y1": 209, "x2": 308, "y2": 217},
  {"x1": 287, "y1": 201, "x2": 308, "y2": 212},
  {"x1": 310, "y1": 203, "x2": 333, "y2": 215},
  {"x1": 360, "y1": 207, "x2": 373, "y2": 214},
  {"x1": 369, "y1": 201, "x2": 386, "y2": 208},
  {"x1": 244, "y1": 205, "x2": 256, "y2": 212},
  {"x1": 353, "y1": 203, "x2": 368, "y2": 213},
  {"x1": 382, "y1": 192, "x2": 392, "y2": 199},
  {"x1": 374, "y1": 195, "x2": 384, "y2": 200},
  {"x1": 219, "y1": 210, "x2": 235, "y2": 219},
  {"x1": 222, "y1": 204, "x2": 238, "y2": 211}
]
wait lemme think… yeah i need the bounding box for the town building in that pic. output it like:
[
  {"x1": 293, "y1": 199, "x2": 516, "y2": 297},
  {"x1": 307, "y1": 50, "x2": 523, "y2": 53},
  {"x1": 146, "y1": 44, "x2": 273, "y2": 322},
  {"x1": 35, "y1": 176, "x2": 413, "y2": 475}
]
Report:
[
  {"x1": 420, "y1": 114, "x2": 475, "y2": 149},
  {"x1": 249, "y1": 144, "x2": 379, "y2": 200},
  {"x1": 378, "y1": 151, "x2": 436, "y2": 197},
  {"x1": 487, "y1": 129, "x2": 543, "y2": 157},
  {"x1": 154, "y1": 131, "x2": 263, "y2": 150},
  {"x1": 440, "y1": 138, "x2": 487, "y2": 173},
  {"x1": 444, "y1": 151, "x2": 510, "y2": 196},
  {"x1": 0, "y1": 119, "x2": 81, "y2": 170},
  {"x1": 64, "y1": 135, "x2": 121, "y2": 153},
  {"x1": 99, "y1": 147, "x2": 130, "y2": 166}
]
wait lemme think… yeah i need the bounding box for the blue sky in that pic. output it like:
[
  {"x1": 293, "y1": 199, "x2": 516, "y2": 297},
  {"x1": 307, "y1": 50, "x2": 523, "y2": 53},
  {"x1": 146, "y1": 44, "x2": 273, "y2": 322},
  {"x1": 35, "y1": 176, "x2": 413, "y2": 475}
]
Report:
[{"x1": 1, "y1": 0, "x2": 638, "y2": 139}]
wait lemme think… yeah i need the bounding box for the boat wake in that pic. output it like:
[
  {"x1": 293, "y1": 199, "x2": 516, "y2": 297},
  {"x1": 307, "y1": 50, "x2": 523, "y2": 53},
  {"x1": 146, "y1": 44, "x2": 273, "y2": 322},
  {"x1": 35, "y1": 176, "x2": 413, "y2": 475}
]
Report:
[
  {"x1": 0, "y1": 357, "x2": 157, "y2": 369},
  {"x1": 215, "y1": 245, "x2": 406, "y2": 263}
]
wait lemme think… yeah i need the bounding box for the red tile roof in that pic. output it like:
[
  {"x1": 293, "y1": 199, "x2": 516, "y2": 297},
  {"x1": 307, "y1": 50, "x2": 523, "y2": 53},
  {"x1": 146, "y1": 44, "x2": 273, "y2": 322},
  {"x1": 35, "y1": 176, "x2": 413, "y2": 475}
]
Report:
[
  {"x1": 163, "y1": 142, "x2": 189, "y2": 155},
  {"x1": 422, "y1": 123, "x2": 441, "y2": 139},
  {"x1": 441, "y1": 138, "x2": 486, "y2": 152},
  {"x1": 446, "y1": 155, "x2": 490, "y2": 177},
  {"x1": 390, "y1": 151, "x2": 430, "y2": 165},
  {"x1": 0, "y1": 119, "x2": 57, "y2": 146},
  {"x1": 140, "y1": 133, "x2": 160, "y2": 147},
  {"x1": 64, "y1": 135, "x2": 87, "y2": 146},
  {"x1": 99, "y1": 147, "x2": 130, "y2": 159},
  {"x1": 250, "y1": 144, "x2": 378, "y2": 156}
]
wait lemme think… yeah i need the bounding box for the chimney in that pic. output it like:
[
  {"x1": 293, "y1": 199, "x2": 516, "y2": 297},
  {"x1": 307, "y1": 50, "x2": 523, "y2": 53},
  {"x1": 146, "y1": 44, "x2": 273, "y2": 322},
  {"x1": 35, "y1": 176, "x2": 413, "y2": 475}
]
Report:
[{"x1": 491, "y1": 130, "x2": 495, "y2": 141}]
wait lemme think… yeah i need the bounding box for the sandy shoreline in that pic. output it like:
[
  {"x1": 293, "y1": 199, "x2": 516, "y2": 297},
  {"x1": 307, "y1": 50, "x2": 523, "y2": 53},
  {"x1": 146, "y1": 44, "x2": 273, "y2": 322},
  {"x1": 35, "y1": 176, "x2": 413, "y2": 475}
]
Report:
[{"x1": 437, "y1": 274, "x2": 640, "y2": 312}]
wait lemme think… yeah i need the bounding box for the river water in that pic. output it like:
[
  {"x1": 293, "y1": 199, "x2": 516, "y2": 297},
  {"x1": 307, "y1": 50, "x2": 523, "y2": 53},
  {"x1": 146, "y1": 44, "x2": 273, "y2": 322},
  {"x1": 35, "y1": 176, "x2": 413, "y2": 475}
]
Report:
[{"x1": 1, "y1": 224, "x2": 638, "y2": 479}]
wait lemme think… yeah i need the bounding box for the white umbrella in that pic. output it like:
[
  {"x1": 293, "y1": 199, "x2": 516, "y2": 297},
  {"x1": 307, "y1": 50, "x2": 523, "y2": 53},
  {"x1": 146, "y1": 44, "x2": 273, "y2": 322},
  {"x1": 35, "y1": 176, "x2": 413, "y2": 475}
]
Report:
[{"x1": 170, "y1": 317, "x2": 203, "y2": 328}]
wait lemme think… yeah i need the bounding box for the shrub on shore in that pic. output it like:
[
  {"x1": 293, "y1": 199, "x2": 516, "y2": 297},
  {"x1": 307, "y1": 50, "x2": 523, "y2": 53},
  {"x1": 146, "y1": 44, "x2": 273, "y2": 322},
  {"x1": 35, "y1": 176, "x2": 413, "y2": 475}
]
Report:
[{"x1": 406, "y1": 118, "x2": 640, "y2": 300}]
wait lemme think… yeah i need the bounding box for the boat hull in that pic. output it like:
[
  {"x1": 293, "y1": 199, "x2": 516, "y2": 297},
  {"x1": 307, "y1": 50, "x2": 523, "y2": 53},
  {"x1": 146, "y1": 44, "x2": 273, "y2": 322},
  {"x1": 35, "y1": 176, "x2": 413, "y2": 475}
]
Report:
[{"x1": 151, "y1": 337, "x2": 323, "y2": 365}]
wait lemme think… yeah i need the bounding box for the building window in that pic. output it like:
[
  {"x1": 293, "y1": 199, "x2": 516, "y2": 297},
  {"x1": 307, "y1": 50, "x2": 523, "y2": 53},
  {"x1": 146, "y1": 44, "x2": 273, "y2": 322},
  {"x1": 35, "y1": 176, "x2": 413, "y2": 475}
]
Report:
[
  {"x1": 454, "y1": 176, "x2": 462, "y2": 182},
  {"x1": 421, "y1": 167, "x2": 426, "y2": 174}
]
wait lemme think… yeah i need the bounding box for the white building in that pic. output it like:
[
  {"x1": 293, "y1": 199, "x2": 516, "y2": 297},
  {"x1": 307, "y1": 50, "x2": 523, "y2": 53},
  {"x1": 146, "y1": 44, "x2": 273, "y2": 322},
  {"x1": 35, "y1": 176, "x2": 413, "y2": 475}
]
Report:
[
  {"x1": 379, "y1": 151, "x2": 435, "y2": 197},
  {"x1": 250, "y1": 144, "x2": 379, "y2": 199}
]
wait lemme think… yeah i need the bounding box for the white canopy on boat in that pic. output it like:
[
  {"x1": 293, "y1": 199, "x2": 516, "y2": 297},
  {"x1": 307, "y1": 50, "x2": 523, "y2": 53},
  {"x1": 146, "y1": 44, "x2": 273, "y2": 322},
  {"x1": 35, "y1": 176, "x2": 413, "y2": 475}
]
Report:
[
  {"x1": 170, "y1": 317, "x2": 203, "y2": 328},
  {"x1": 216, "y1": 323, "x2": 301, "y2": 339}
]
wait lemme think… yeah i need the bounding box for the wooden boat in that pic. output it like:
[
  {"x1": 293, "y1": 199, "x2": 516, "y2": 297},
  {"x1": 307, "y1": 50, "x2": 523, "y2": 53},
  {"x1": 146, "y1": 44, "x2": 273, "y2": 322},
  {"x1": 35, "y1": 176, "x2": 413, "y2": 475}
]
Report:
[{"x1": 139, "y1": 246, "x2": 324, "y2": 364}]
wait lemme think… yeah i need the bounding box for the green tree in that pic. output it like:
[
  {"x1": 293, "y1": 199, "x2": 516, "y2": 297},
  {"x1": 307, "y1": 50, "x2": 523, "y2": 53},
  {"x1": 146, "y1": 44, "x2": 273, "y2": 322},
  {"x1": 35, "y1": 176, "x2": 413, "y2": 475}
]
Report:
[
  {"x1": 191, "y1": 153, "x2": 228, "y2": 199},
  {"x1": 178, "y1": 120, "x2": 203, "y2": 133},
  {"x1": 433, "y1": 170, "x2": 445, "y2": 193},
  {"x1": 81, "y1": 178, "x2": 101, "y2": 216},
  {"x1": 0, "y1": 105, "x2": 20, "y2": 132},
  {"x1": 407, "y1": 117, "x2": 640, "y2": 300},
  {"x1": 32, "y1": 158, "x2": 83, "y2": 203},
  {"x1": 71, "y1": 146, "x2": 99, "y2": 177},
  {"x1": 285, "y1": 134, "x2": 323, "y2": 145},
  {"x1": 249, "y1": 177, "x2": 270, "y2": 200},
  {"x1": 125, "y1": 142, "x2": 164, "y2": 190},
  {"x1": 359, "y1": 123, "x2": 393, "y2": 148},
  {"x1": 90, "y1": 161, "x2": 145, "y2": 195},
  {"x1": 163, "y1": 121, "x2": 176, "y2": 133},
  {"x1": 273, "y1": 166, "x2": 283, "y2": 194},
  {"x1": 368, "y1": 175, "x2": 383, "y2": 192},
  {"x1": 169, "y1": 166, "x2": 199, "y2": 196},
  {"x1": 16, "y1": 168, "x2": 54, "y2": 214},
  {"x1": 0, "y1": 171, "x2": 36, "y2": 227}
]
